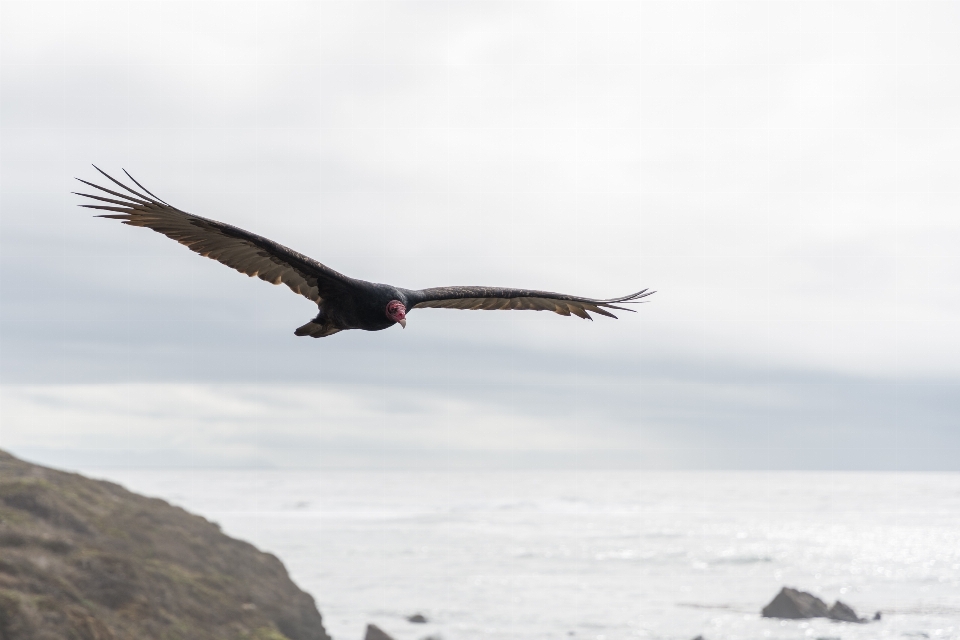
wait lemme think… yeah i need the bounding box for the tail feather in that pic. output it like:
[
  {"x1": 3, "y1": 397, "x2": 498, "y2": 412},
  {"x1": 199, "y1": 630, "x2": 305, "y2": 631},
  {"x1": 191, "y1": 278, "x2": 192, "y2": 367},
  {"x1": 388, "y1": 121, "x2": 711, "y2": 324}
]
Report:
[{"x1": 294, "y1": 319, "x2": 342, "y2": 339}]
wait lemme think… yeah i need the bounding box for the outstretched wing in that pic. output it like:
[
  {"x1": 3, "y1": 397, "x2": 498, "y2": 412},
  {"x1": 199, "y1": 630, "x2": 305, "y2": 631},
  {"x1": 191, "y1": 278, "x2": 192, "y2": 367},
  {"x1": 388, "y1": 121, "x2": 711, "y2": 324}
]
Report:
[
  {"x1": 408, "y1": 286, "x2": 653, "y2": 320},
  {"x1": 75, "y1": 167, "x2": 355, "y2": 303}
]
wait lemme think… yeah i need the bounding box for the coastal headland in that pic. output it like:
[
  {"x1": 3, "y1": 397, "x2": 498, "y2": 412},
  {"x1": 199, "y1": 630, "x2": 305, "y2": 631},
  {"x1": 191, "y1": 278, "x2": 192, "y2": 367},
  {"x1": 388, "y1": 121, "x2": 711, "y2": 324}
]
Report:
[{"x1": 0, "y1": 449, "x2": 330, "y2": 640}]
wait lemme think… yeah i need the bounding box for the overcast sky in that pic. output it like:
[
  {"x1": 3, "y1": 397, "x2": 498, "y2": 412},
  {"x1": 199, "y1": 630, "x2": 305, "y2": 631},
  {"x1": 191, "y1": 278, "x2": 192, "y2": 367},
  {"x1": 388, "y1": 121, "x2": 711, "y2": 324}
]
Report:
[{"x1": 1, "y1": 0, "x2": 958, "y2": 470}]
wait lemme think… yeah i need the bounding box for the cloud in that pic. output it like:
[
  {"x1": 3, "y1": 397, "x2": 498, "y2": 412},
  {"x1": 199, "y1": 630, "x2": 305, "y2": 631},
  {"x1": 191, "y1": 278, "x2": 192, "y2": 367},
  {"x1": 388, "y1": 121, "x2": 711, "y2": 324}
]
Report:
[
  {"x1": 0, "y1": 381, "x2": 647, "y2": 469},
  {"x1": 3, "y1": 364, "x2": 958, "y2": 471}
]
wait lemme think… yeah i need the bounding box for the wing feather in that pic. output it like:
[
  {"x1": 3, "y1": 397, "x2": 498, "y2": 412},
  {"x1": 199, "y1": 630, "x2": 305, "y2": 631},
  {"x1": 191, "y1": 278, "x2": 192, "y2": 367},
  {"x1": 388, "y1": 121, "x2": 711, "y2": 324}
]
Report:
[{"x1": 75, "y1": 167, "x2": 356, "y2": 303}]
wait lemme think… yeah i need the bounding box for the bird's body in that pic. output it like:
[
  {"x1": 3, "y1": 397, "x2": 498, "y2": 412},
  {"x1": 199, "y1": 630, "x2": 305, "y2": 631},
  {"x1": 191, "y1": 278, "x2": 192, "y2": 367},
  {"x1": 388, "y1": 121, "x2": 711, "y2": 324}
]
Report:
[
  {"x1": 77, "y1": 168, "x2": 653, "y2": 337},
  {"x1": 297, "y1": 282, "x2": 407, "y2": 338}
]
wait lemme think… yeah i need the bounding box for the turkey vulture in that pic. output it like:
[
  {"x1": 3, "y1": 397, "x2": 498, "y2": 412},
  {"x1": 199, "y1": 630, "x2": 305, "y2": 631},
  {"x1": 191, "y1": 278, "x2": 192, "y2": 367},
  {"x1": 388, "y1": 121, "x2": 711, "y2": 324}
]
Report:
[{"x1": 76, "y1": 168, "x2": 653, "y2": 338}]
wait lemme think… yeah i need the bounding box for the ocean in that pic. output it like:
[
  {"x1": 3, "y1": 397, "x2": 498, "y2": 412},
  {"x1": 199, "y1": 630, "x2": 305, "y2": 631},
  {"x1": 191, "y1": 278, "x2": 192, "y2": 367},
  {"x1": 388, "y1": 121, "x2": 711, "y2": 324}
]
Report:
[{"x1": 80, "y1": 469, "x2": 960, "y2": 640}]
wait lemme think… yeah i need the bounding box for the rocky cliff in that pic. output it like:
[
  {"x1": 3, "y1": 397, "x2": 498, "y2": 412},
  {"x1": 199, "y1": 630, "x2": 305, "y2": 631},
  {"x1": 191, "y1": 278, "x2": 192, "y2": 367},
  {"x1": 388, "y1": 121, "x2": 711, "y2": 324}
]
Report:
[{"x1": 0, "y1": 450, "x2": 330, "y2": 640}]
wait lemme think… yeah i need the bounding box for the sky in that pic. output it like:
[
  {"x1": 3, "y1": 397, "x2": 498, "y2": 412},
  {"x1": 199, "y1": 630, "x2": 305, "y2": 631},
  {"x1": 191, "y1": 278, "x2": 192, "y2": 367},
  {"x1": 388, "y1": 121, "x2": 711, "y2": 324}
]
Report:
[{"x1": 1, "y1": 0, "x2": 958, "y2": 470}]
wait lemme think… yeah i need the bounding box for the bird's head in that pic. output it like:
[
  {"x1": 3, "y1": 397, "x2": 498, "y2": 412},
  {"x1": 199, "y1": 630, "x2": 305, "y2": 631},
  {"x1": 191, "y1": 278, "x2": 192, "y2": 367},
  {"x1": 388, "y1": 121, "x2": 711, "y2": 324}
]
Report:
[{"x1": 385, "y1": 300, "x2": 407, "y2": 328}]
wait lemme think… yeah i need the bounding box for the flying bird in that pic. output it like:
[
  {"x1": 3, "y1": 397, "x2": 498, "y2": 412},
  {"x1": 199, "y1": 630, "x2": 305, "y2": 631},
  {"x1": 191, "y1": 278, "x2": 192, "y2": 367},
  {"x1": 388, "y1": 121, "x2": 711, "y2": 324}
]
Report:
[{"x1": 76, "y1": 168, "x2": 654, "y2": 338}]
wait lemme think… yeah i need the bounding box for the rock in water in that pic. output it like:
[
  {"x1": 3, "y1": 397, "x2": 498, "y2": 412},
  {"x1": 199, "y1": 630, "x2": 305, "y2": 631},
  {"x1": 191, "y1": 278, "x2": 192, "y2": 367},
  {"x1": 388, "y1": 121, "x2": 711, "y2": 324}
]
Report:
[
  {"x1": 365, "y1": 623, "x2": 396, "y2": 640},
  {"x1": 0, "y1": 449, "x2": 330, "y2": 640},
  {"x1": 762, "y1": 587, "x2": 830, "y2": 619},
  {"x1": 407, "y1": 613, "x2": 428, "y2": 623},
  {"x1": 828, "y1": 601, "x2": 864, "y2": 623}
]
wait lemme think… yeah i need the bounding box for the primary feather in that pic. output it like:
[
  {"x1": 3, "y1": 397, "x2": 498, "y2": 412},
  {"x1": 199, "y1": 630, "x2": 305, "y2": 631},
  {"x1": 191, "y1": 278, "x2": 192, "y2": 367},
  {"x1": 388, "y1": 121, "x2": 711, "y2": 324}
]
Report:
[{"x1": 77, "y1": 168, "x2": 653, "y2": 338}]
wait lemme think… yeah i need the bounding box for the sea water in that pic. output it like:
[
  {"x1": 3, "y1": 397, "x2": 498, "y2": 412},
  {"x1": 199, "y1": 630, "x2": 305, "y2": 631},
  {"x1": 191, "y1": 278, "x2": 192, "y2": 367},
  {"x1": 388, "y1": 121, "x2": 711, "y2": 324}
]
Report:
[{"x1": 81, "y1": 469, "x2": 960, "y2": 640}]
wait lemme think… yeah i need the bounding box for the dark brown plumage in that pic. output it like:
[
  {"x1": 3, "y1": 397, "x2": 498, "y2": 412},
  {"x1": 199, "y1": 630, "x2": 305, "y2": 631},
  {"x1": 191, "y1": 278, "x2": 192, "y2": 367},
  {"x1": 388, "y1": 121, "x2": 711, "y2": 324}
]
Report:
[{"x1": 77, "y1": 168, "x2": 653, "y2": 338}]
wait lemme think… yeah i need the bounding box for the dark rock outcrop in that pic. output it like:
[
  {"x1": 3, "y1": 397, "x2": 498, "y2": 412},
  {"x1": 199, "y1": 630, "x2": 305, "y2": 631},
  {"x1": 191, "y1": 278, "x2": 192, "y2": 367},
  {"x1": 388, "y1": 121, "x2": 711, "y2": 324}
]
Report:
[
  {"x1": 0, "y1": 449, "x2": 331, "y2": 640},
  {"x1": 762, "y1": 587, "x2": 830, "y2": 619},
  {"x1": 761, "y1": 587, "x2": 867, "y2": 623},
  {"x1": 828, "y1": 601, "x2": 864, "y2": 623},
  {"x1": 365, "y1": 623, "x2": 396, "y2": 640},
  {"x1": 407, "y1": 613, "x2": 428, "y2": 623}
]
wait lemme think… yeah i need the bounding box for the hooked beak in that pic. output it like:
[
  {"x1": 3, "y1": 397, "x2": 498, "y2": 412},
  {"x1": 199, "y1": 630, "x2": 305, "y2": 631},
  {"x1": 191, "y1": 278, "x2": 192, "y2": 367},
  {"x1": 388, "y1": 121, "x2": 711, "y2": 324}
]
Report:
[{"x1": 398, "y1": 318, "x2": 406, "y2": 328}]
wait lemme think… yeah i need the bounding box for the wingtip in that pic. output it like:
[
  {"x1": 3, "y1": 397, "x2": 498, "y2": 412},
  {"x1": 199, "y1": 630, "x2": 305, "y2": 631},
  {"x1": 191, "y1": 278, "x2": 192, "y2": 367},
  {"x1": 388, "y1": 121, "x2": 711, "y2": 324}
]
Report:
[
  {"x1": 626, "y1": 289, "x2": 656, "y2": 303},
  {"x1": 121, "y1": 167, "x2": 171, "y2": 206}
]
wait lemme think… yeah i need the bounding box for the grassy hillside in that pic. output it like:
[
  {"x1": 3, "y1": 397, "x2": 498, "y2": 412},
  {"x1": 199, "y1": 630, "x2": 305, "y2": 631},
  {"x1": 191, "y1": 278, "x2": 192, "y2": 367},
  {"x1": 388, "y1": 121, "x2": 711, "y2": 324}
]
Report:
[{"x1": 0, "y1": 450, "x2": 330, "y2": 640}]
